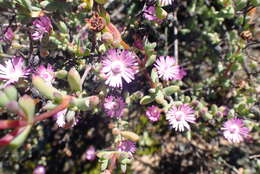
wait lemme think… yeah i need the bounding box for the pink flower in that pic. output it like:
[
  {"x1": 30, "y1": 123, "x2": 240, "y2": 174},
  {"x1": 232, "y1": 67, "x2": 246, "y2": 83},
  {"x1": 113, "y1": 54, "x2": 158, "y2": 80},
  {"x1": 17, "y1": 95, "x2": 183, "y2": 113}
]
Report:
[
  {"x1": 166, "y1": 104, "x2": 196, "y2": 132},
  {"x1": 85, "y1": 146, "x2": 96, "y2": 161},
  {"x1": 117, "y1": 140, "x2": 136, "y2": 154},
  {"x1": 54, "y1": 109, "x2": 67, "y2": 128},
  {"x1": 31, "y1": 16, "x2": 52, "y2": 40},
  {"x1": 146, "y1": 105, "x2": 161, "y2": 122},
  {"x1": 154, "y1": 56, "x2": 185, "y2": 81},
  {"x1": 158, "y1": 0, "x2": 174, "y2": 6},
  {"x1": 143, "y1": 6, "x2": 161, "y2": 22},
  {"x1": 0, "y1": 27, "x2": 14, "y2": 43},
  {"x1": 36, "y1": 64, "x2": 54, "y2": 84},
  {"x1": 101, "y1": 49, "x2": 138, "y2": 88},
  {"x1": 222, "y1": 118, "x2": 249, "y2": 143},
  {"x1": 33, "y1": 166, "x2": 45, "y2": 174},
  {"x1": 104, "y1": 96, "x2": 126, "y2": 118},
  {"x1": 53, "y1": 109, "x2": 78, "y2": 128},
  {"x1": 0, "y1": 57, "x2": 30, "y2": 86}
]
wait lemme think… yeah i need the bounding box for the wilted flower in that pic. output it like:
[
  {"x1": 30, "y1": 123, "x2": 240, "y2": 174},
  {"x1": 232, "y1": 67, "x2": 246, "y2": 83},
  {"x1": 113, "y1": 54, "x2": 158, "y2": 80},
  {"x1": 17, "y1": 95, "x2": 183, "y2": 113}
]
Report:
[
  {"x1": 33, "y1": 166, "x2": 45, "y2": 174},
  {"x1": 36, "y1": 64, "x2": 54, "y2": 84},
  {"x1": 85, "y1": 146, "x2": 96, "y2": 161},
  {"x1": 0, "y1": 27, "x2": 14, "y2": 43},
  {"x1": 0, "y1": 57, "x2": 30, "y2": 87},
  {"x1": 101, "y1": 49, "x2": 138, "y2": 88},
  {"x1": 158, "y1": 0, "x2": 174, "y2": 7},
  {"x1": 154, "y1": 56, "x2": 185, "y2": 81},
  {"x1": 166, "y1": 104, "x2": 196, "y2": 132},
  {"x1": 31, "y1": 16, "x2": 52, "y2": 40},
  {"x1": 222, "y1": 118, "x2": 249, "y2": 143},
  {"x1": 143, "y1": 6, "x2": 160, "y2": 22},
  {"x1": 104, "y1": 96, "x2": 126, "y2": 118},
  {"x1": 54, "y1": 109, "x2": 67, "y2": 128},
  {"x1": 146, "y1": 105, "x2": 161, "y2": 122},
  {"x1": 117, "y1": 140, "x2": 136, "y2": 154}
]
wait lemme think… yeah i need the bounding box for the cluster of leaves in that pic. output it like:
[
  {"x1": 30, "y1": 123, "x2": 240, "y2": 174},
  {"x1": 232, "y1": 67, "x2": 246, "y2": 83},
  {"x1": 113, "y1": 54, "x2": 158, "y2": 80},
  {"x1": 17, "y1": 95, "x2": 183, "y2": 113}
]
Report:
[{"x1": 0, "y1": 0, "x2": 259, "y2": 173}]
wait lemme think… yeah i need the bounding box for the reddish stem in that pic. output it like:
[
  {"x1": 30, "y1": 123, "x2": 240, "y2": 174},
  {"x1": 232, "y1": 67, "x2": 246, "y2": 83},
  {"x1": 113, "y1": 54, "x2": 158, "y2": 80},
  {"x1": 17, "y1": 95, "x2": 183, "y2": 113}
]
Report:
[
  {"x1": 0, "y1": 120, "x2": 27, "y2": 130},
  {"x1": 33, "y1": 96, "x2": 72, "y2": 123},
  {"x1": 108, "y1": 154, "x2": 117, "y2": 173}
]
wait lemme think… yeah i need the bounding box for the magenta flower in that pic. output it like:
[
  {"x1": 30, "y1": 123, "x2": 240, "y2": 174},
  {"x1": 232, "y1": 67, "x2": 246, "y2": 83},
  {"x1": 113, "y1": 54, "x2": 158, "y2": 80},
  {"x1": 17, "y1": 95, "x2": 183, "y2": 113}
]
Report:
[
  {"x1": 0, "y1": 57, "x2": 30, "y2": 86},
  {"x1": 85, "y1": 146, "x2": 96, "y2": 161},
  {"x1": 31, "y1": 16, "x2": 52, "y2": 40},
  {"x1": 36, "y1": 64, "x2": 54, "y2": 84},
  {"x1": 33, "y1": 166, "x2": 45, "y2": 174},
  {"x1": 154, "y1": 56, "x2": 185, "y2": 81},
  {"x1": 166, "y1": 104, "x2": 196, "y2": 132},
  {"x1": 143, "y1": 6, "x2": 160, "y2": 22},
  {"x1": 101, "y1": 49, "x2": 138, "y2": 88},
  {"x1": 0, "y1": 27, "x2": 14, "y2": 43},
  {"x1": 146, "y1": 105, "x2": 161, "y2": 122},
  {"x1": 158, "y1": 0, "x2": 174, "y2": 7},
  {"x1": 222, "y1": 118, "x2": 249, "y2": 143},
  {"x1": 117, "y1": 140, "x2": 136, "y2": 154},
  {"x1": 104, "y1": 96, "x2": 126, "y2": 118}
]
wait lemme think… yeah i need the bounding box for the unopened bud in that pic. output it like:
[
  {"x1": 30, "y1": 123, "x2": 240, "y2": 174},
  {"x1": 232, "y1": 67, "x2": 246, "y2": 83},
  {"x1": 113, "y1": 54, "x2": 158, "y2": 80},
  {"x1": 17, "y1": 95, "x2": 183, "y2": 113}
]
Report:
[
  {"x1": 68, "y1": 67, "x2": 82, "y2": 92},
  {"x1": 101, "y1": 32, "x2": 114, "y2": 44},
  {"x1": 156, "y1": 7, "x2": 167, "y2": 19},
  {"x1": 120, "y1": 131, "x2": 139, "y2": 142},
  {"x1": 55, "y1": 70, "x2": 68, "y2": 79}
]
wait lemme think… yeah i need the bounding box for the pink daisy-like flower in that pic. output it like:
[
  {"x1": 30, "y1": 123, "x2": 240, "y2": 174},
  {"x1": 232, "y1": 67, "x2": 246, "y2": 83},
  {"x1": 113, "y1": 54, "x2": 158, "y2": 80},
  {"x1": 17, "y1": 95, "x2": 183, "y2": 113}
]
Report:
[
  {"x1": 158, "y1": 0, "x2": 174, "y2": 7},
  {"x1": 143, "y1": 6, "x2": 161, "y2": 22},
  {"x1": 154, "y1": 56, "x2": 185, "y2": 81},
  {"x1": 31, "y1": 16, "x2": 52, "y2": 40},
  {"x1": 85, "y1": 146, "x2": 96, "y2": 161},
  {"x1": 101, "y1": 49, "x2": 138, "y2": 88},
  {"x1": 0, "y1": 27, "x2": 14, "y2": 43},
  {"x1": 0, "y1": 57, "x2": 30, "y2": 87},
  {"x1": 166, "y1": 104, "x2": 196, "y2": 132},
  {"x1": 146, "y1": 105, "x2": 161, "y2": 122},
  {"x1": 33, "y1": 166, "x2": 45, "y2": 174},
  {"x1": 36, "y1": 64, "x2": 54, "y2": 84},
  {"x1": 117, "y1": 140, "x2": 136, "y2": 154},
  {"x1": 104, "y1": 96, "x2": 126, "y2": 118},
  {"x1": 222, "y1": 118, "x2": 249, "y2": 143}
]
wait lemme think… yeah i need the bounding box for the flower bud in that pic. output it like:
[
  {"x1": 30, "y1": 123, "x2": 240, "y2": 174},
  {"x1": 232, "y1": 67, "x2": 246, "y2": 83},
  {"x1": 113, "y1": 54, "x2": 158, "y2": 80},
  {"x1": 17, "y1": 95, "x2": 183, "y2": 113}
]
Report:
[
  {"x1": 67, "y1": 67, "x2": 82, "y2": 92},
  {"x1": 156, "y1": 7, "x2": 167, "y2": 20},
  {"x1": 120, "y1": 131, "x2": 139, "y2": 142},
  {"x1": 55, "y1": 70, "x2": 68, "y2": 79},
  {"x1": 32, "y1": 75, "x2": 60, "y2": 100},
  {"x1": 101, "y1": 32, "x2": 114, "y2": 44}
]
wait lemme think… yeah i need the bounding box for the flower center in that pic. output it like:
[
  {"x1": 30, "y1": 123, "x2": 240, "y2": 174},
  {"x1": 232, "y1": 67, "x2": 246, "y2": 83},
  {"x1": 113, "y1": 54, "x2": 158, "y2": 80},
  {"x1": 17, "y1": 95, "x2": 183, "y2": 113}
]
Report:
[
  {"x1": 175, "y1": 111, "x2": 184, "y2": 121},
  {"x1": 230, "y1": 125, "x2": 239, "y2": 134},
  {"x1": 111, "y1": 61, "x2": 123, "y2": 74}
]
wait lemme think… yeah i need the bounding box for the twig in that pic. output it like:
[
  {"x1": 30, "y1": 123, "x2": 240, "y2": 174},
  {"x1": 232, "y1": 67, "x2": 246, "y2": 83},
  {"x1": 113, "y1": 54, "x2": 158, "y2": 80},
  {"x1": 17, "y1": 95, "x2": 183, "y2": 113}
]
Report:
[
  {"x1": 173, "y1": 8, "x2": 179, "y2": 63},
  {"x1": 80, "y1": 65, "x2": 92, "y2": 86},
  {"x1": 249, "y1": 154, "x2": 260, "y2": 159},
  {"x1": 219, "y1": 158, "x2": 240, "y2": 174}
]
